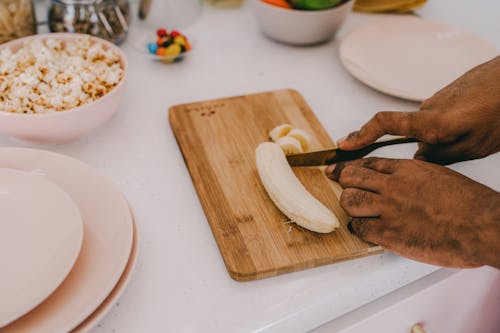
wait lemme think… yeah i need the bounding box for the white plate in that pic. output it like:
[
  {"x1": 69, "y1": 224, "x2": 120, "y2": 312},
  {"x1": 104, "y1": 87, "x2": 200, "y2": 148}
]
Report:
[
  {"x1": 74, "y1": 214, "x2": 138, "y2": 333},
  {"x1": 0, "y1": 148, "x2": 133, "y2": 333},
  {"x1": 339, "y1": 16, "x2": 498, "y2": 101},
  {"x1": 0, "y1": 169, "x2": 83, "y2": 328}
]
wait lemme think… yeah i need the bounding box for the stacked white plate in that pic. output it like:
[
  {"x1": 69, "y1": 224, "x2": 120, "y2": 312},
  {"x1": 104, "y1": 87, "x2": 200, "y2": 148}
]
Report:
[{"x1": 0, "y1": 148, "x2": 137, "y2": 333}]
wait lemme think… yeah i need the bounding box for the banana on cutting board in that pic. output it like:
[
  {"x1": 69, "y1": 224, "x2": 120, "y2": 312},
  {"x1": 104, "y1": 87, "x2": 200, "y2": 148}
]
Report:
[
  {"x1": 268, "y1": 124, "x2": 311, "y2": 155},
  {"x1": 276, "y1": 136, "x2": 303, "y2": 155},
  {"x1": 269, "y1": 124, "x2": 294, "y2": 142},
  {"x1": 256, "y1": 142, "x2": 340, "y2": 233},
  {"x1": 257, "y1": 124, "x2": 340, "y2": 233},
  {"x1": 286, "y1": 128, "x2": 311, "y2": 152}
]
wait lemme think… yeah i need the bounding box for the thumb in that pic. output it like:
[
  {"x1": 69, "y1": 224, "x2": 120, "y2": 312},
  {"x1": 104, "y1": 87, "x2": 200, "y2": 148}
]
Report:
[{"x1": 338, "y1": 111, "x2": 432, "y2": 151}]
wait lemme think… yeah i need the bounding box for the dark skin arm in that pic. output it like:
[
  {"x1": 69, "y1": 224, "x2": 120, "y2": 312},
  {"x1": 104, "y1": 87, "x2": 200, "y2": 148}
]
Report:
[{"x1": 325, "y1": 56, "x2": 500, "y2": 268}]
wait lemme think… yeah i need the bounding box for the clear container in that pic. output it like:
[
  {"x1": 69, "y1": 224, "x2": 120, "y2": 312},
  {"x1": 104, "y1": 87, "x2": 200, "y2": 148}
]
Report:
[
  {"x1": 137, "y1": 0, "x2": 202, "y2": 29},
  {"x1": 0, "y1": 0, "x2": 37, "y2": 44},
  {"x1": 48, "y1": 0, "x2": 130, "y2": 44}
]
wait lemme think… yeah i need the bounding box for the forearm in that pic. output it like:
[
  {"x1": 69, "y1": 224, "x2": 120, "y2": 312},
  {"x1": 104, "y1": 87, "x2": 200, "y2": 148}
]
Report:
[{"x1": 475, "y1": 191, "x2": 500, "y2": 269}]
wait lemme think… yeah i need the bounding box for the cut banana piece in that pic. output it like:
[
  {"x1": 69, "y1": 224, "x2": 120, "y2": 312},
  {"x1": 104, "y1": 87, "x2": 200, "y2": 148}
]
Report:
[
  {"x1": 269, "y1": 124, "x2": 294, "y2": 142},
  {"x1": 287, "y1": 128, "x2": 311, "y2": 152},
  {"x1": 277, "y1": 136, "x2": 303, "y2": 155},
  {"x1": 255, "y1": 142, "x2": 340, "y2": 233}
]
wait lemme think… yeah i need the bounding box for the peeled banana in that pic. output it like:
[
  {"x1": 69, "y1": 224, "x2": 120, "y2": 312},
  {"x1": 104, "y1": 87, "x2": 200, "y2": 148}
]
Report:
[
  {"x1": 269, "y1": 124, "x2": 312, "y2": 155},
  {"x1": 286, "y1": 128, "x2": 311, "y2": 152},
  {"x1": 277, "y1": 136, "x2": 303, "y2": 155},
  {"x1": 269, "y1": 124, "x2": 294, "y2": 142},
  {"x1": 255, "y1": 142, "x2": 340, "y2": 233}
]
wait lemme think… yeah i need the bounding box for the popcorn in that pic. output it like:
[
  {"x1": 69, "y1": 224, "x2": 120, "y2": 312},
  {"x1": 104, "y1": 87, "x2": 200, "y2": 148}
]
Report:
[{"x1": 0, "y1": 36, "x2": 123, "y2": 114}]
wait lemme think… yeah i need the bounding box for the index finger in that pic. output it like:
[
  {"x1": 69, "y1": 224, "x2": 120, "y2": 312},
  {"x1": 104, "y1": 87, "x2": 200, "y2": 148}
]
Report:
[{"x1": 338, "y1": 111, "x2": 428, "y2": 150}]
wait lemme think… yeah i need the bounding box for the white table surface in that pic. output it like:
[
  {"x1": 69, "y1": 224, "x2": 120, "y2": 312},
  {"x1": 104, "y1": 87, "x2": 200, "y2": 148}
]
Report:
[{"x1": 4, "y1": 1, "x2": 499, "y2": 332}]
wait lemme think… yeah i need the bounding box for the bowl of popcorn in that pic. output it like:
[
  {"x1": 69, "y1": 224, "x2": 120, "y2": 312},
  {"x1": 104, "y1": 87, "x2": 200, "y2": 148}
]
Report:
[{"x1": 0, "y1": 33, "x2": 127, "y2": 144}]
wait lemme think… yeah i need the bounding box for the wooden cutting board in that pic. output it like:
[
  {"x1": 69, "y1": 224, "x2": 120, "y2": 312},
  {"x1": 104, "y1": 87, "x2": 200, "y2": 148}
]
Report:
[{"x1": 169, "y1": 89, "x2": 382, "y2": 281}]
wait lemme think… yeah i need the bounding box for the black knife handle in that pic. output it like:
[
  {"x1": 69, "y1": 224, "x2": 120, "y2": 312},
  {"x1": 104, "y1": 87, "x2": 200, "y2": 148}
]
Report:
[{"x1": 326, "y1": 136, "x2": 420, "y2": 165}]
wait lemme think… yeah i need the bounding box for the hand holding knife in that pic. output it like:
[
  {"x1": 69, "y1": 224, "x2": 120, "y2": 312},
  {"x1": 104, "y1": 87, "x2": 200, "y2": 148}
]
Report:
[{"x1": 286, "y1": 136, "x2": 419, "y2": 167}]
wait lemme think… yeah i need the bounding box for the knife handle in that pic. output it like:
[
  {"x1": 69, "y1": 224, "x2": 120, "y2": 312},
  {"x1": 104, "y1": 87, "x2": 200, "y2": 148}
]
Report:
[{"x1": 328, "y1": 136, "x2": 420, "y2": 164}]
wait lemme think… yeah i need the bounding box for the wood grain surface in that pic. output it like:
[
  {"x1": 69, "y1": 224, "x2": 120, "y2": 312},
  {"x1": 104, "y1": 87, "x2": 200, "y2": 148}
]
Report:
[{"x1": 169, "y1": 89, "x2": 382, "y2": 281}]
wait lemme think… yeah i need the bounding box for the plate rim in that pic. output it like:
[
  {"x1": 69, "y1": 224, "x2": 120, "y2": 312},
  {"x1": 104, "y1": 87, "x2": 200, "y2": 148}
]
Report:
[
  {"x1": 338, "y1": 16, "x2": 498, "y2": 102},
  {"x1": 73, "y1": 211, "x2": 138, "y2": 333},
  {"x1": 0, "y1": 147, "x2": 134, "y2": 333},
  {"x1": 0, "y1": 168, "x2": 84, "y2": 328}
]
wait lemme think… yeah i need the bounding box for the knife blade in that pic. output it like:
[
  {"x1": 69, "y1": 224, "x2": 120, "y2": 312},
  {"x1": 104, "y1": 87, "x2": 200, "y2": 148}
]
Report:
[{"x1": 286, "y1": 136, "x2": 419, "y2": 167}]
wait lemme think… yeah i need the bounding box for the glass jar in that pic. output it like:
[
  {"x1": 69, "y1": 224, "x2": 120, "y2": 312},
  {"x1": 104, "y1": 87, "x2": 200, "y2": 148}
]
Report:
[
  {"x1": 48, "y1": 0, "x2": 130, "y2": 44},
  {"x1": 0, "y1": 0, "x2": 37, "y2": 44},
  {"x1": 138, "y1": 0, "x2": 202, "y2": 29}
]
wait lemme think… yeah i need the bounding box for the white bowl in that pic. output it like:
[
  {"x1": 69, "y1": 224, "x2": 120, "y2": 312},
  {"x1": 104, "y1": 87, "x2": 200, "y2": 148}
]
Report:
[
  {"x1": 249, "y1": 0, "x2": 354, "y2": 45},
  {"x1": 0, "y1": 33, "x2": 128, "y2": 144}
]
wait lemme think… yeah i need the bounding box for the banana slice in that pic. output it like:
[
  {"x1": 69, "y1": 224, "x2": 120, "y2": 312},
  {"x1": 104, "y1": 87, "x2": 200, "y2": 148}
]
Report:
[
  {"x1": 277, "y1": 136, "x2": 303, "y2": 155},
  {"x1": 255, "y1": 142, "x2": 340, "y2": 233},
  {"x1": 286, "y1": 128, "x2": 311, "y2": 152},
  {"x1": 269, "y1": 124, "x2": 294, "y2": 142}
]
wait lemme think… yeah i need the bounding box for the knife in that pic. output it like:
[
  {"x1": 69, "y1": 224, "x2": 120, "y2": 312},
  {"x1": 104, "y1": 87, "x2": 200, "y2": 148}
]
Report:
[{"x1": 286, "y1": 136, "x2": 419, "y2": 167}]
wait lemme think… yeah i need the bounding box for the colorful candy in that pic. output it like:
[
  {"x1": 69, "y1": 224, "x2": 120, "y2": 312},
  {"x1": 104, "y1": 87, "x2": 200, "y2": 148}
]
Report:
[
  {"x1": 147, "y1": 42, "x2": 158, "y2": 54},
  {"x1": 148, "y1": 28, "x2": 191, "y2": 62},
  {"x1": 173, "y1": 36, "x2": 186, "y2": 47},
  {"x1": 156, "y1": 47, "x2": 166, "y2": 56},
  {"x1": 165, "y1": 44, "x2": 182, "y2": 57},
  {"x1": 156, "y1": 28, "x2": 167, "y2": 37}
]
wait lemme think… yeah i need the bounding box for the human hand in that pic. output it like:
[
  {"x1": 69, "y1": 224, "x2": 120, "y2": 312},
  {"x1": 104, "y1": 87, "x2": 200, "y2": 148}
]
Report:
[
  {"x1": 338, "y1": 56, "x2": 500, "y2": 165},
  {"x1": 326, "y1": 157, "x2": 500, "y2": 268}
]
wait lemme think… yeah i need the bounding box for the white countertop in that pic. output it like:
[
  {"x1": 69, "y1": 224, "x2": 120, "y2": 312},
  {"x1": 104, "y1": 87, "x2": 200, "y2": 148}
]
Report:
[{"x1": 3, "y1": 1, "x2": 499, "y2": 332}]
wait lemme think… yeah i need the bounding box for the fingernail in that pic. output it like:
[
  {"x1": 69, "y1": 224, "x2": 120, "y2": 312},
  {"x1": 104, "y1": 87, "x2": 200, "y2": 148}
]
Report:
[
  {"x1": 347, "y1": 221, "x2": 356, "y2": 235},
  {"x1": 328, "y1": 162, "x2": 346, "y2": 181},
  {"x1": 347, "y1": 131, "x2": 359, "y2": 140},
  {"x1": 338, "y1": 131, "x2": 359, "y2": 147},
  {"x1": 337, "y1": 136, "x2": 347, "y2": 146},
  {"x1": 325, "y1": 164, "x2": 336, "y2": 177}
]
